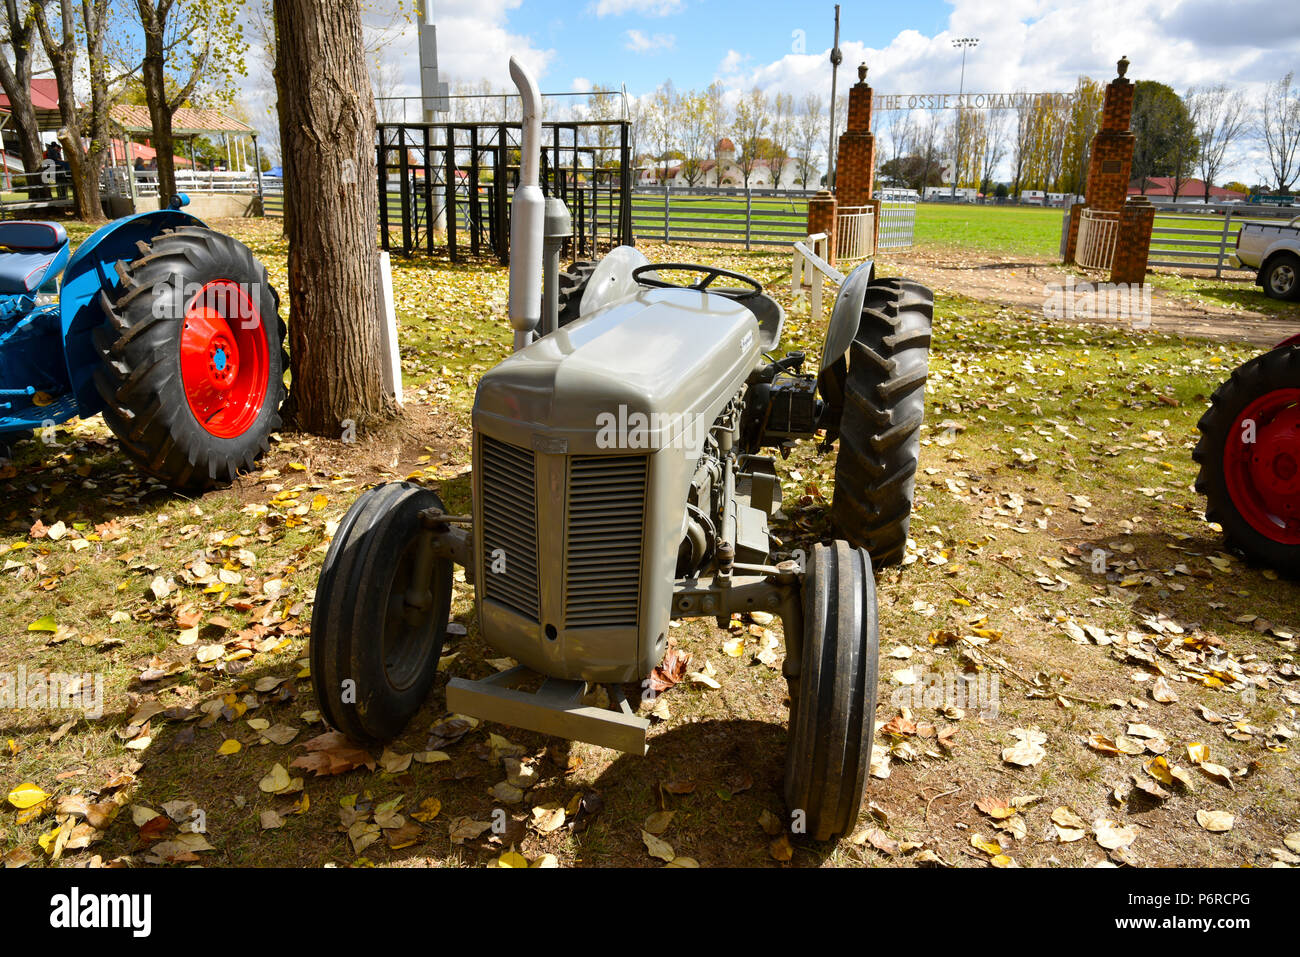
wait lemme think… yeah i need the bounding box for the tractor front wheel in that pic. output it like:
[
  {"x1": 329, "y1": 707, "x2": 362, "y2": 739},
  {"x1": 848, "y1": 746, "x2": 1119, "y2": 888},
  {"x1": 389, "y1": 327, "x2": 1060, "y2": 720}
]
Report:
[
  {"x1": 93, "y1": 225, "x2": 286, "y2": 490},
  {"x1": 783, "y1": 541, "x2": 878, "y2": 842},
  {"x1": 1194, "y1": 345, "x2": 1300, "y2": 572},
  {"x1": 310, "y1": 482, "x2": 454, "y2": 744}
]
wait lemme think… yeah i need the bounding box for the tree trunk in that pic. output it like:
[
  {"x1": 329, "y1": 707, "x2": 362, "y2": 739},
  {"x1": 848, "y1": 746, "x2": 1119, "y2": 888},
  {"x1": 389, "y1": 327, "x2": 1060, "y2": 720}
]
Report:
[
  {"x1": 78, "y1": 0, "x2": 110, "y2": 222},
  {"x1": 0, "y1": 1, "x2": 49, "y2": 200},
  {"x1": 139, "y1": 28, "x2": 177, "y2": 207},
  {"x1": 274, "y1": 0, "x2": 393, "y2": 436}
]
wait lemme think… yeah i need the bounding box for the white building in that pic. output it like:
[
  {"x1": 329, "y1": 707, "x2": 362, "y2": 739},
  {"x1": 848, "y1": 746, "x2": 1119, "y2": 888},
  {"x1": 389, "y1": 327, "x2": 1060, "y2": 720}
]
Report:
[{"x1": 923, "y1": 186, "x2": 979, "y2": 202}]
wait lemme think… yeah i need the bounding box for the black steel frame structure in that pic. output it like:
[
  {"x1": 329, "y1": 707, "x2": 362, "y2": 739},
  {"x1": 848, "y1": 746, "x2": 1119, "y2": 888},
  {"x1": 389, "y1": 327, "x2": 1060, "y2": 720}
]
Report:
[{"x1": 376, "y1": 120, "x2": 633, "y2": 262}]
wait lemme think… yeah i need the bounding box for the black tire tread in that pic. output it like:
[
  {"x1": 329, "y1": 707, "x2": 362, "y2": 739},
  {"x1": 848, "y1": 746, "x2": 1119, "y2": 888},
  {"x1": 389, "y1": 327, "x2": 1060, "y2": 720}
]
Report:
[
  {"x1": 92, "y1": 226, "x2": 286, "y2": 489},
  {"x1": 831, "y1": 277, "x2": 934, "y2": 566},
  {"x1": 557, "y1": 260, "x2": 597, "y2": 327},
  {"x1": 310, "y1": 482, "x2": 453, "y2": 743},
  {"x1": 784, "y1": 541, "x2": 878, "y2": 842},
  {"x1": 1192, "y1": 344, "x2": 1300, "y2": 573}
]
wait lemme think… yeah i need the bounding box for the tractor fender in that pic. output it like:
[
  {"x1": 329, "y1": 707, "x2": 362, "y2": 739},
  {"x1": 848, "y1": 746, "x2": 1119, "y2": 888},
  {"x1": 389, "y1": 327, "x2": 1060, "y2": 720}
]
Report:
[
  {"x1": 578, "y1": 245, "x2": 653, "y2": 316},
  {"x1": 60, "y1": 207, "x2": 207, "y2": 416},
  {"x1": 1274, "y1": 333, "x2": 1300, "y2": 350},
  {"x1": 818, "y1": 259, "x2": 876, "y2": 372}
]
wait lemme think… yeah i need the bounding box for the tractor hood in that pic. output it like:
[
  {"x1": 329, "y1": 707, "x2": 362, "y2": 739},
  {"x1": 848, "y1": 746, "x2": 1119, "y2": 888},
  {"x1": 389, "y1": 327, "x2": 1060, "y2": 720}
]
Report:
[{"x1": 474, "y1": 287, "x2": 760, "y2": 453}]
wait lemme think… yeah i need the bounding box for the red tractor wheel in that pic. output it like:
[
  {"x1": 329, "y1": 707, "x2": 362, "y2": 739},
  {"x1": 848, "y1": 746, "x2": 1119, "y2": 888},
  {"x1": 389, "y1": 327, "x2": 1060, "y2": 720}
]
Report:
[
  {"x1": 93, "y1": 226, "x2": 286, "y2": 490},
  {"x1": 1194, "y1": 345, "x2": 1300, "y2": 572}
]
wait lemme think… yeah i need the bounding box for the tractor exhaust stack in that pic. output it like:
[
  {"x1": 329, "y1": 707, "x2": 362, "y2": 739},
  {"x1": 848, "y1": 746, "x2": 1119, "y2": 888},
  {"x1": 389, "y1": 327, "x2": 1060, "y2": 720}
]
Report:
[{"x1": 508, "y1": 56, "x2": 544, "y2": 352}]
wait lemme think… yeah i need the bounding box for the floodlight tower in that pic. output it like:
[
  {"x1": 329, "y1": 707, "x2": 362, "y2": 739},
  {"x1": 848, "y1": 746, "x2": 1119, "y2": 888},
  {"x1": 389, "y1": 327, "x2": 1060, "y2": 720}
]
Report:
[{"x1": 950, "y1": 36, "x2": 979, "y2": 200}]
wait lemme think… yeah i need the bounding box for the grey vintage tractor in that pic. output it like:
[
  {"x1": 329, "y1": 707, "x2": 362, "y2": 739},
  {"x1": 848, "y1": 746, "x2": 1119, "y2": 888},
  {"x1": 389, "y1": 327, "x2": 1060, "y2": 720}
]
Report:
[{"x1": 311, "y1": 58, "x2": 933, "y2": 841}]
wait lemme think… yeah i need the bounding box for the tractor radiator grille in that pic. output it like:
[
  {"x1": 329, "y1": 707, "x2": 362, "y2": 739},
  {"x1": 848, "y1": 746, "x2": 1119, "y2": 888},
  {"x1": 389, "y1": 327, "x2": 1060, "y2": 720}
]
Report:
[
  {"x1": 565, "y1": 455, "x2": 647, "y2": 629},
  {"x1": 480, "y1": 436, "x2": 540, "y2": 622}
]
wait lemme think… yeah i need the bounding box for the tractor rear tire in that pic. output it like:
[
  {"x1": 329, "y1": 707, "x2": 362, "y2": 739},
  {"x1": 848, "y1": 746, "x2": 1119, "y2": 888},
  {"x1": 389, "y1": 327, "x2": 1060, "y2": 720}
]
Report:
[
  {"x1": 557, "y1": 260, "x2": 597, "y2": 327},
  {"x1": 784, "y1": 541, "x2": 878, "y2": 842},
  {"x1": 311, "y1": 482, "x2": 454, "y2": 744},
  {"x1": 1193, "y1": 345, "x2": 1300, "y2": 572},
  {"x1": 93, "y1": 225, "x2": 286, "y2": 490},
  {"x1": 831, "y1": 277, "x2": 933, "y2": 566}
]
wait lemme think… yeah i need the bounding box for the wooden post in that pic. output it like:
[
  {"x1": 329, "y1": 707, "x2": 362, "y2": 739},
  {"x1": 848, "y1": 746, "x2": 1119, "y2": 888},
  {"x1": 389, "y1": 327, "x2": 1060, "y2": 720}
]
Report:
[
  {"x1": 745, "y1": 187, "x2": 752, "y2": 250},
  {"x1": 664, "y1": 182, "x2": 670, "y2": 243},
  {"x1": 1215, "y1": 208, "x2": 1234, "y2": 279}
]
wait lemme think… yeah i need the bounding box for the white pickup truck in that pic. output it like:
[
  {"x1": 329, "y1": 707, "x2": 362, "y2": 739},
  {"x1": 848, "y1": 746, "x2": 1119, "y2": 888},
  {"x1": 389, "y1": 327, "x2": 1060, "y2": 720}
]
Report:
[{"x1": 1235, "y1": 215, "x2": 1300, "y2": 300}]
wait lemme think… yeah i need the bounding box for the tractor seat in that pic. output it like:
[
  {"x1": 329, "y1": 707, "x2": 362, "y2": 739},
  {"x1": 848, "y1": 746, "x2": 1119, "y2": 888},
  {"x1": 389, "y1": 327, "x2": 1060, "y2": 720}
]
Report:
[{"x1": 0, "y1": 221, "x2": 70, "y2": 295}]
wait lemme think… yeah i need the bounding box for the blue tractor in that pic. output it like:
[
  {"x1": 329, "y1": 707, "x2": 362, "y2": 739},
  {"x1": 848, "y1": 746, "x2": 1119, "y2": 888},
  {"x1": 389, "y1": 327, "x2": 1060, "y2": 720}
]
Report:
[{"x1": 0, "y1": 197, "x2": 286, "y2": 489}]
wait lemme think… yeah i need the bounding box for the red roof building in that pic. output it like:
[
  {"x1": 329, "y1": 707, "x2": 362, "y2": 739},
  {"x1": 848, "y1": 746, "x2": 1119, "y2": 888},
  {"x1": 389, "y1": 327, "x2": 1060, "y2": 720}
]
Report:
[{"x1": 1128, "y1": 177, "x2": 1246, "y2": 201}]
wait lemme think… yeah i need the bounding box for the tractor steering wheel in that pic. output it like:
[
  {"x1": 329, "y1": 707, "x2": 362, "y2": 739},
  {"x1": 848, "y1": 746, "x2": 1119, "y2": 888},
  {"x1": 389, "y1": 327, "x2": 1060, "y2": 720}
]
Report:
[{"x1": 632, "y1": 263, "x2": 764, "y2": 300}]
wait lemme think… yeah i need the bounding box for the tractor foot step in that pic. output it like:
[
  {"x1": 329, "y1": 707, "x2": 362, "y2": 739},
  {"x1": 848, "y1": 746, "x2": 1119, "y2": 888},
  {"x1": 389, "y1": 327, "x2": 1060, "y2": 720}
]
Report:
[{"x1": 446, "y1": 666, "x2": 648, "y2": 755}]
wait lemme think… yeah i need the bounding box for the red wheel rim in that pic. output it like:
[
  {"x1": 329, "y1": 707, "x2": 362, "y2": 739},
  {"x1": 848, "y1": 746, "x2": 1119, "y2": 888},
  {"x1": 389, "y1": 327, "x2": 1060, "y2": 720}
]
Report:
[
  {"x1": 179, "y1": 280, "x2": 268, "y2": 439},
  {"x1": 1223, "y1": 387, "x2": 1300, "y2": 545}
]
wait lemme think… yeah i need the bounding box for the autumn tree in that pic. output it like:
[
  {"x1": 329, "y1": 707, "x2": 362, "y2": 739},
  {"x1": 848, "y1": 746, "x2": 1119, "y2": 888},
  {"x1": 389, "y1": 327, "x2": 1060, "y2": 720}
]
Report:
[
  {"x1": 766, "y1": 91, "x2": 795, "y2": 187},
  {"x1": 1010, "y1": 90, "x2": 1037, "y2": 197},
  {"x1": 32, "y1": 0, "x2": 114, "y2": 221},
  {"x1": 676, "y1": 90, "x2": 710, "y2": 186},
  {"x1": 274, "y1": 0, "x2": 392, "y2": 433},
  {"x1": 0, "y1": 1, "x2": 46, "y2": 193},
  {"x1": 794, "y1": 92, "x2": 825, "y2": 188},
  {"x1": 584, "y1": 85, "x2": 622, "y2": 167},
  {"x1": 1188, "y1": 84, "x2": 1247, "y2": 202},
  {"x1": 978, "y1": 109, "x2": 1009, "y2": 196},
  {"x1": 1131, "y1": 80, "x2": 1197, "y2": 193},
  {"x1": 645, "y1": 80, "x2": 678, "y2": 183},
  {"x1": 1059, "y1": 77, "x2": 1103, "y2": 195},
  {"x1": 1258, "y1": 72, "x2": 1300, "y2": 193},
  {"x1": 703, "y1": 80, "x2": 728, "y2": 168},
  {"x1": 132, "y1": 0, "x2": 247, "y2": 206},
  {"x1": 731, "y1": 87, "x2": 768, "y2": 188}
]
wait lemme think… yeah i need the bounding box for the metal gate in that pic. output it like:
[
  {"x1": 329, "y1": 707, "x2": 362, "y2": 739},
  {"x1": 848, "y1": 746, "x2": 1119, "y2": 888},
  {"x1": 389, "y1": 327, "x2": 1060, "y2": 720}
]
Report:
[
  {"x1": 876, "y1": 188, "x2": 917, "y2": 250},
  {"x1": 836, "y1": 205, "x2": 875, "y2": 260},
  {"x1": 1076, "y1": 208, "x2": 1119, "y2": 270}
]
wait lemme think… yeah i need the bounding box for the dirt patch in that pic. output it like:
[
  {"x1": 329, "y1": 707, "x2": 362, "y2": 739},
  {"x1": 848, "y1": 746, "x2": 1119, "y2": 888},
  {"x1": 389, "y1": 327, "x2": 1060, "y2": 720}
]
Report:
[
  {"x1": 880, "y1": 244, "x2": 1300, "y2": 347},
  {"x1": 228, "y1": 402, "x2": 472, "y2": 507}
]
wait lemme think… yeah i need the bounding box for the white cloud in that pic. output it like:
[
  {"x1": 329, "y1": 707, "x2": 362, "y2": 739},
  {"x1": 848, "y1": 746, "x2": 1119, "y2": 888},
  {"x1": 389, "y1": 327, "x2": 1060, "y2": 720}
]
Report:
[
  {"x1": 591, "y1": 0, "x2": 684, "y2": 17},
  {"x1": 625, "y1": 30, "x2": 676, "y2": 53},
  {"x1": 571, "y1": 77, "x2": 593, "y2": 93},
  {"x1": 708, "y1": 0, "x2": 1298, "y2": 181},
  {"x1": 717, "y1": 49, "x2": 748, "y2": 76}
]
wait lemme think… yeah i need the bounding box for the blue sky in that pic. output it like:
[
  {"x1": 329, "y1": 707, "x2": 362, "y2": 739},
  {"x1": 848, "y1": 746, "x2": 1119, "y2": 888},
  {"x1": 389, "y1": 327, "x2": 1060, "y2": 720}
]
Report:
[
  {"x1": 236, "y1": 0, "x2": 1300, "y2": 182},
  {"x1": 521, "y1": 1, "x2": 956, "y2": 95}
]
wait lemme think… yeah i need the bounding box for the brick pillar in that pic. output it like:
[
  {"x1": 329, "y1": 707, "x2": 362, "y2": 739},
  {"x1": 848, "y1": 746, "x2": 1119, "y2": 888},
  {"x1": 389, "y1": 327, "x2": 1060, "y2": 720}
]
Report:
[
  {"x1": 1064, "y1": 202, "x2": 1084, "y2": 263},
  {"x1": 1111, "y1": 196, "x2": 1155, "y2": 286},
  {"x1": 834, "y1": 63, "x2": 876, "y2": 209},
  {"x1": 807, "y1": 190, "x2": 838, "y2": 265},
  {"x1": 1083, "y1": 59, "x2": 1135, "y2": 214}
]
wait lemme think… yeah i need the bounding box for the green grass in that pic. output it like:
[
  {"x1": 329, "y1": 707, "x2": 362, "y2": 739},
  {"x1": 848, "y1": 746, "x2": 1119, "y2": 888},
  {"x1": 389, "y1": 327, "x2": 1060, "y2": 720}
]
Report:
[
  {"x1": 3, "y1": 224, "x2": 1298, "y2": 869},
  {"x1": 912, "y1": 202, "x2": 1067, "y2": 258}
]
